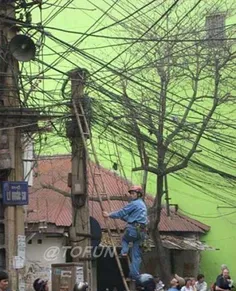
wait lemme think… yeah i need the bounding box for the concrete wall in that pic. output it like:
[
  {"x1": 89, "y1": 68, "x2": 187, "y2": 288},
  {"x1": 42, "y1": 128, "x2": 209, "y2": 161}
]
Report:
[
  {"x1": 172, "y1": 250, "x2": 200, "y2": 278},
  {"x1": 25, "y1": 234, "x2": 66, "y2": 291},
  {"x1": 142, "y1": 248, "x2": 200, "y2": 279},
  {"x1": 141, "y1": 248, "x2": 171, "y2": 276}
]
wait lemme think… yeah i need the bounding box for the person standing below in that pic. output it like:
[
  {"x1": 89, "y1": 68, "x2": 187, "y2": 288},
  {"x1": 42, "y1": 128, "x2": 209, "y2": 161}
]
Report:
[
  {"x1": 191, "y1": 278, "x2": 197, "y2": 291},
  {"x1": 211, "y1": 265, "x2": 230, "y2": 291},
  {"x1": 216, "y1": 268, "x2": 233, "y2": 291},
  {"x1": 136, "y1": 274, "x2": 156, "y2": 291},
  {"x1": 217, "y1": 265, "x2": 229, "y2": 280},
  {"x1": 103, "y1": 185, "x2": 147, "y2": 280},
  {"x1": 175, "y1": 274, "x2": 185, "y2": 289},
  {"x1": 195, "y1": 274, "x2": 207, "y2": 291},
  {"x1": 33, "y1": 278, "x2": 49, "y2": 291},
  {"x1": 154, "y1": 275, "x2": 165, "y2": 291},
  {"x1": 73, "y1": 282, "x2": 88, "y2": 291},
  {"x1": 0, "y1": 271, "x2": 9, "y2": 291},
  {"x1": 168, "y1": 278, "x2": 180, "y2": 291},
  {"x1": 181, "y1": 279, "x2": 194, "y2": 291}
]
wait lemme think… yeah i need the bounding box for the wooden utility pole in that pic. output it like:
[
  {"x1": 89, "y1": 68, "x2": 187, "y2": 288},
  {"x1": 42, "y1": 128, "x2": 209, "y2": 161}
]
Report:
[
  {"x1": 0, "y1": 2, "x2": 30, "y2": 290},
  {"x1": 0, "y1": 3, "x2": 19, "y2": 290},
  {"x1": 68, "y1": 68, "x2": 92, "y2": 289},
  {"x1": 66, "y1": 69, "x2": 132, "y2": 291}
]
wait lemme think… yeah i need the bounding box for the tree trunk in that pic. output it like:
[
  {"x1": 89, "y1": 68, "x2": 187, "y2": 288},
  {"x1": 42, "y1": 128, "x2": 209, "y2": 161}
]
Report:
[
  {"x1": 150, "y1": 228, "x2": 171, "y2": 284},
  {"x1": 149, "y1": 175, "x2": 171, "y2": 285}
]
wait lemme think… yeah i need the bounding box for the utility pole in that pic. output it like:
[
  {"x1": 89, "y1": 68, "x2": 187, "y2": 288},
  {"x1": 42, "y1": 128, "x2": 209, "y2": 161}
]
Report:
[
  {"x1": 0, "y1": 2, "x2": 22, "y2": 290},
  {"x1": 67, "y1": 68, "x2": 92, "y2": 289},
  {"x1": 0, "y1": 2, "x2": 37, "y2": 290}
]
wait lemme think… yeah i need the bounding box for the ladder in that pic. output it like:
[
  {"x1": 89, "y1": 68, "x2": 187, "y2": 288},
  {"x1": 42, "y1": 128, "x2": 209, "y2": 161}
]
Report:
[{"x1": 72, "y1": 99, "x2": 131, "y2": 291}]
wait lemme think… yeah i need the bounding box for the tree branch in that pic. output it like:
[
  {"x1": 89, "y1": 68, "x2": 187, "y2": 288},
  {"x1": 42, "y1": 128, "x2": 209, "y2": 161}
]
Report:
[
  {"x1": 41, "y1": 183, "x2": 71, "y2": 197},
  {"x1": 165, "y1": 55, "x2": 221, "y2": 174},
  {"x1": 164, "y1": 45, "x2": 202, "y2": 148},
  {"x1": 40, "y1": 183, "x2": 130, "y2": 201},
  {"x1": 132, "y1": 165, "x2": 161, "y2": 175},
  {"x1": 121, "y1": 77, "x2": 149, "y2": 167}
]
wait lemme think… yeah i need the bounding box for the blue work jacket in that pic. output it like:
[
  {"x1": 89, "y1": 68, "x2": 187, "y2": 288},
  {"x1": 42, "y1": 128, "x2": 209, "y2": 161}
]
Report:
[{"x1": 109, "y1": 198, "x2": 147, "y2": 225}]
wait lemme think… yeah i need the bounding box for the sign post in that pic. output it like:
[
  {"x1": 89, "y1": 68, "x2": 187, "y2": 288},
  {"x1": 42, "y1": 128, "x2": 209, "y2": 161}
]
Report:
[{"x1": 2, "y1": 181, "x2": 28, "y2": 206}]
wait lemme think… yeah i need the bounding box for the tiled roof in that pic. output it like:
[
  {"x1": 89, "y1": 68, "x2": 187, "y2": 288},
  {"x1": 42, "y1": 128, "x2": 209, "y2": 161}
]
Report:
[{"x1": 27, "y1": 155, "x2": 210, "y2": 233}]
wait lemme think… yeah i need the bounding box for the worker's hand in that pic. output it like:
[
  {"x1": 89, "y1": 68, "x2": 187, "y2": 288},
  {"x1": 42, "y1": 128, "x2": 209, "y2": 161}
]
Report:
[{"x1": 103, "y1": 211, "x2": 109, "y2": 218}]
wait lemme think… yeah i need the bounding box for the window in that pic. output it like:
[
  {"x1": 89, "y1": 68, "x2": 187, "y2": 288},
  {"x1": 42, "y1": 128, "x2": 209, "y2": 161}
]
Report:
[
  {"x1": 37, "y1": 239, "x2": 42, "y2": 244},
  {"x1": 205, "y1": 13, "x2": 226, "y2": 47}
]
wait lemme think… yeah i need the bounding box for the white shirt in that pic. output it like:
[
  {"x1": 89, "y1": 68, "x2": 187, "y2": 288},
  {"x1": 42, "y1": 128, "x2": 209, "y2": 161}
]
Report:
[
  {"x1": 156, "y1": 281, "x2": 165, "y2": 291},
  {"x1": 181, "y1": 286, "x2": 194, "y2": 291},
  {"x1": 195, "y1": 281, "x2": 207, "y2": 291}
]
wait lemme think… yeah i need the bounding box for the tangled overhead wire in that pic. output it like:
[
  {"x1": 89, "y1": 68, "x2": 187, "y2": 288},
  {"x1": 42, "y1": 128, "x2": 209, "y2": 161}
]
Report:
[{"x1": 4, "y1": 0, "x2": 236, "y2": 207}]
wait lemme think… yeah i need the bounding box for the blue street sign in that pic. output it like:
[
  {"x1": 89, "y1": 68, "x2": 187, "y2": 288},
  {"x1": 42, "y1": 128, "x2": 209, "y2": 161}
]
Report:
[{"x1": 2, "y1": 181, "x2": 28, "y2": 205}]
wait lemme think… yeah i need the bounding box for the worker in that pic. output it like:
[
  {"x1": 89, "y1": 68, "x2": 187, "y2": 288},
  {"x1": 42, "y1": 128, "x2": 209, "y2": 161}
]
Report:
[
  {"x1": 103, "y1": 185, "x2": 148, "y2": 280},
  {"x1": 0, "y1": 271, "x2": 9, "y2": 291},
  {"x1": 136, "y1": 273, "x2": 156, "y2": 291}
]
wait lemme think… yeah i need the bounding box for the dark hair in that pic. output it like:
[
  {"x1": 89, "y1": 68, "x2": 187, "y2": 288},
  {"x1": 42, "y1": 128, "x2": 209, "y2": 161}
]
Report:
[
  {"x1": 197, "y1": 274, "x2": 205, "y2": 281},
  {"x1": 0, "y1": 271, "x2": 8, "y2": 281},
  {"x1": 185, "y1": 279, "x2": 191, "y2": 285},
  {"x1": 73, "y1": 282, "x2": 88, "y2": 291},
  {"x1": 33, "y1": 278, "x2": 47, "y2": 291},
  {"x1": 136, "y1": 192, "x2": 143, "y2": 198},
  {"x1": 136, "y1": 274, "x2": 156, "y2": 291}
]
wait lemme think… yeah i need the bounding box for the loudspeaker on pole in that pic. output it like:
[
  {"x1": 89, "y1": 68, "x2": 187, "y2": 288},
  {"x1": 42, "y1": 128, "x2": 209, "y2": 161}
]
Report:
[{"x1": 9, "y1": 35, "x2": 36, "y2": 62}]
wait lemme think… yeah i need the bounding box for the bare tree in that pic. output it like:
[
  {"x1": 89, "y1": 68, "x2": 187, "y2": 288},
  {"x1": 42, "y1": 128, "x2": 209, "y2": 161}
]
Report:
[{"x1": 90, "y1": 0, "x2": 236, "y2": 283}]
